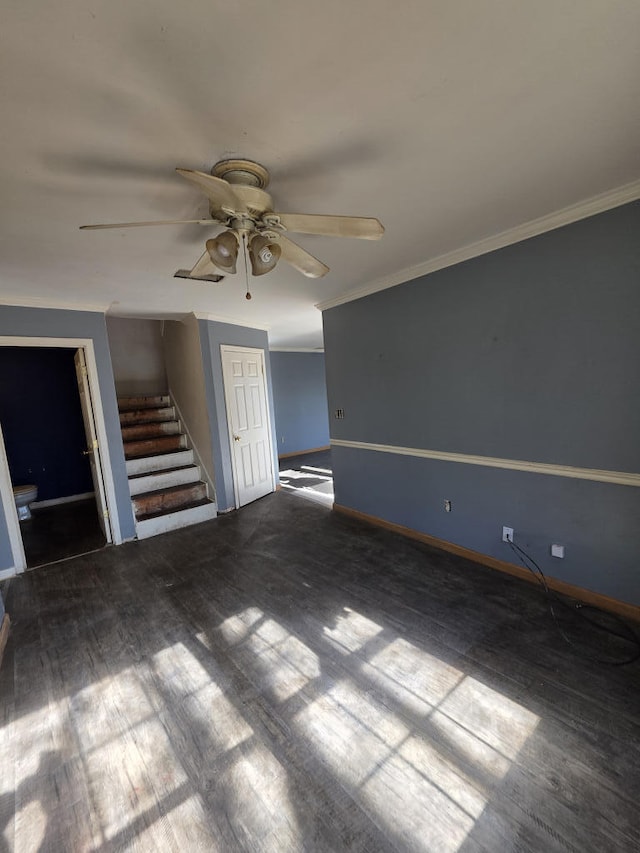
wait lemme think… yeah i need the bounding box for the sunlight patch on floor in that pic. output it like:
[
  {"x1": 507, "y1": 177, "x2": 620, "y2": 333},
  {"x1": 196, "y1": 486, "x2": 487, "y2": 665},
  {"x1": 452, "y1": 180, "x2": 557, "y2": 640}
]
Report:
[
  {"x1": 218, "y1": 606, "x2": 265, "y2": 646},
  {"x1": 221, "y1": 743, "x2": 302, "y2": 852},
  {"x1": 153, "y1": 642, "x2": 253, "y2": 752},
  {"x1": 279, "y1": 466, "x2": 335, "y2": 506},
  {"x1": 363, "y1": 636, "x2": 464, "y2": 715},
  {"x1": 300, "y1": 465, "x2": 332, "y2": 475},
  {"x1": 242, "y1": 628, "x2": 320, "y2": 702},
  {"x1": 295, "y1": 612, "x2": 540, "y2": 852},
  {"x1": 218, "y1": 608, "x2": 320, "y2": 703},
  {"x1": 323, "y1": 606, "x2": 384, "y2": 654},
  {"x1": 71, "y1": 665, "x2": 154, "y2": 754},
  {"x1": 13, "y1": 800, "x2": 46, "y2": 851},
  {"x1": 433, "y1": 676, "x2": 540, "y2": 764}
]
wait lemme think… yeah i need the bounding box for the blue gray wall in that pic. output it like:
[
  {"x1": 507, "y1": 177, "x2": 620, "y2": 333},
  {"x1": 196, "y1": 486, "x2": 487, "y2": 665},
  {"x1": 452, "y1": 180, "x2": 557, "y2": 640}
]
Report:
[
  {"x1": 0, "y1": 348, "x2": 93, "y2": 501},
  {"x1": 323, "y1": 200, "x2": 640, "y2": 606},
  {"x1": 270, "y1": 352, "x2": 330, "y2": 455},
  {"x1": 198, "y1": 320, "x2": 278, "y2": 512},
  {"x1": 0, "y1": 307, "x2": 135, "y2": 569}
]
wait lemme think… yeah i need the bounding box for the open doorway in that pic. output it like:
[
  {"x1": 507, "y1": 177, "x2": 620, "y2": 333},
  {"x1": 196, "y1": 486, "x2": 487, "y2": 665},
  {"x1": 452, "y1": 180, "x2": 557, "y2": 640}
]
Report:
[
  {"x1": 0, "y1": 345, "x2": 110, "y2": 569},
  {"x1": 278, "y1": 449, "x2": 334, "y2": 506}
]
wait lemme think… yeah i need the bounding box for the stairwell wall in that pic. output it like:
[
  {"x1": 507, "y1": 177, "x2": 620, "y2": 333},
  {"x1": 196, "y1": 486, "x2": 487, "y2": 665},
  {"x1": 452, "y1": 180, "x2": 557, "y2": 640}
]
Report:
[
  {"x1": 106, "y1": 317, "x2": 167, "y2": 397},
  {"x1": 162, "y1": 316, "x2": 217, "y2": 497},
  {"x1": 0, "y1": 306, "x2": 136, "y2": 569}
]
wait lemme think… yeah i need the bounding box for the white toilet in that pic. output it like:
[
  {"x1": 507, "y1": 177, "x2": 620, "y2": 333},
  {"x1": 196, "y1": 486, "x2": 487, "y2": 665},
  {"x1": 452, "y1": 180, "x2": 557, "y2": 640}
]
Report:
[{"x1": 13, "y1": 484, "x2": 38, "y2": 521}]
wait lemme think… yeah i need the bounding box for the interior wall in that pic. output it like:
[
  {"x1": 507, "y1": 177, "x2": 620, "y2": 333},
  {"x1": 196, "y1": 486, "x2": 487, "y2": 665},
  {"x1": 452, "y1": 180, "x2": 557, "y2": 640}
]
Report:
[
  {"x1": 162, "y1": 316, "x2": 216, "y2": 495},
  {"x1": 323, "y1": 200, "x2": 640, "y2": 606},
  {"x1": 270, "y1": 352, "x2": 330, "y2": 455},
  {"x1": 198, "y1": 320, "x2": 278, "y2": 511},
  {"x1": 0, "y1": 306, "x2": 135, "y2": 569},
  {"x1": 0, "y1": 348, "x2": 93, "y2": 501},
  {"x1": 106, "y1": 317, "x2": 167, "y2": 397}
]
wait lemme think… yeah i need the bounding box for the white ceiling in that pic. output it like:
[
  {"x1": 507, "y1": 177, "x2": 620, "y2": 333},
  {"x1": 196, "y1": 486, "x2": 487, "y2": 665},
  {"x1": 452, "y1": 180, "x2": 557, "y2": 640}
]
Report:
[{"x1": 1, "y1": 1, "x2": 639, "y2": 348}]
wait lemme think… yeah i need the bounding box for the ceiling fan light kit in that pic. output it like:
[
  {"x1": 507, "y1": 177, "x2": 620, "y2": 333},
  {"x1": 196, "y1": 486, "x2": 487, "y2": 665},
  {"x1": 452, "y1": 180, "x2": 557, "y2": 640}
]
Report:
[
  {"x1": 81, "y1": 158, "x2": 384, "y2": 287},
  {"x1": 206, "y1": 231, "x2": 239, "y2": 274},
  {"x1": 248, "y1": 233, "x2": 281, "y2": 276}
]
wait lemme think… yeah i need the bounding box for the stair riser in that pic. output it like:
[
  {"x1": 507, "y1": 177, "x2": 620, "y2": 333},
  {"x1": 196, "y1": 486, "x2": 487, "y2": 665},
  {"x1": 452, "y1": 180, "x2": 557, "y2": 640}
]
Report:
[
  {"x1": 121, "y1": 422, "x2": 181, "y2": 442},
  {"x1": 124, "y1": 435, "x2": 186, "y2": 459},
  {"x1": 135, "y1": 502, "x2": 217, "y2": 540},
  {"x1": 129, "y1": 466, "x2": 201, "y2": 497},
  {"x1": 118, "y1": 395, "x2": 170, "y2": 411},
  {"x1": 126, "y1": 450, "x2": 194, "y2": 476},
  {"x1": 119, "y1": 407, "x2": 176, "y2": 426},
  {"x1": 133, "y1": 483, "x2": 208, "y2": 517}
]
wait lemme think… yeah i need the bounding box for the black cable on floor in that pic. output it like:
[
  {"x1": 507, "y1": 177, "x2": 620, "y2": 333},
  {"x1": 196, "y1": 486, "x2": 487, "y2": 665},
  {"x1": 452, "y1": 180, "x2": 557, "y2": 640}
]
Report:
[{"x1": 506, "y1": 539, "x2": 640, "y2": 666}]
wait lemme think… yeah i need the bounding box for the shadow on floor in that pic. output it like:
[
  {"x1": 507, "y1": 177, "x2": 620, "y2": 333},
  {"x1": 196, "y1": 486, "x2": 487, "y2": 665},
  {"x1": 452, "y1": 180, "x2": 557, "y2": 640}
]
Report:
[
  {"x1": 278, "y1": 450, "x2": 333, "y2": 507},
  {"x1": 20, "y1": 498, "x2": 107, "y2": 569}
]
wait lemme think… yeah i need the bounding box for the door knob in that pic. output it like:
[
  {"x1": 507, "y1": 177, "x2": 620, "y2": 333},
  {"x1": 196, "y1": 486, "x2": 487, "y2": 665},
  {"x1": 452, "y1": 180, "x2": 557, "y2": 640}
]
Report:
[
  {"x1": 233, "y1": 435, "x2": 241, "y2": 442},
  {"x1": 82, "y1": 449, "x2": 94, "y2": 456}
]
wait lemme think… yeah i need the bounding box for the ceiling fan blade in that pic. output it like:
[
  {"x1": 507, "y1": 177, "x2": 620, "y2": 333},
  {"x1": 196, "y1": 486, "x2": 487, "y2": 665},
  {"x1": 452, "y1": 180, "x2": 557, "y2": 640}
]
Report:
[
  {"x1": 189, "y1": 250, "x2": 220, "y2": 278},
  {"x1": 276, "y1": 234, "x2": 330, "y2": 278},
  {"x1": 270, "y1": 213, "x2": 384, "y2": 240},
  {"x1": 80, "y1": 219, "x2": 215, "y2": 230},
  {"x1": 176, "y1": 168, "x2": 245, "y2": 214}
]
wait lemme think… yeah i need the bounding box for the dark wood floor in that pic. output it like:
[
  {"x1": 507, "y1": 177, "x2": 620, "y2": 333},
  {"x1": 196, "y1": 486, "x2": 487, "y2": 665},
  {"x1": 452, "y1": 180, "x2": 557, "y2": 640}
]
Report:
[
  {"x1": 20, "y1": 498, "x2": 106, "y2": 569},
  {"x1": 1, "y1": 491, "x2": 639, "y2": 852}
]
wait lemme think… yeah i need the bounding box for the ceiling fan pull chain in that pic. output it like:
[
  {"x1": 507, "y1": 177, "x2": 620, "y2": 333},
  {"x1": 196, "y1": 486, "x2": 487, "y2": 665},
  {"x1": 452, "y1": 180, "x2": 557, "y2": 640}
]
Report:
[{"x1": 242, "y1": 233, "x2": 252, "y2": 300}]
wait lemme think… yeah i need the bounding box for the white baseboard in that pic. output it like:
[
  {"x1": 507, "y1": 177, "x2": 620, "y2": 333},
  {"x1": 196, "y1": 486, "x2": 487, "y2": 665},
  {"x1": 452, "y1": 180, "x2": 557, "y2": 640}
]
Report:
[
  {"x1": 0, "y1": 567, "x2": 17, "y2": 581},
  {"x1": 31, "y1": 491, "x2": 95, "y2": 509}
]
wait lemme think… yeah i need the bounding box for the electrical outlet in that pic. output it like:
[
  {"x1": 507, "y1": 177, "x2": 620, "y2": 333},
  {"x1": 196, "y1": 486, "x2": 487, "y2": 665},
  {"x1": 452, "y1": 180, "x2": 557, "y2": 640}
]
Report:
[
  {"x1": 551, "y1": 544, "x2": 564, "y2": 558},
  {"x1": 502, "y1": 526, "x2": 514, "y2": 543},
  {"x1": 444, "y1": 500, "x2": 452, "y2": 512}
]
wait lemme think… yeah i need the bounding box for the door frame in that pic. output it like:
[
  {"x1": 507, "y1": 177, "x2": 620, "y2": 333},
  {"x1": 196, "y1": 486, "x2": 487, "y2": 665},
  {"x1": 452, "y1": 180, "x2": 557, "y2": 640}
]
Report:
[
  {"x1": 0, "y1": 420, "x2": 26, "y2": 578},
  {"x1": 0, "y1": 336, "x2": 122, "y2": 576},
  {"x1": 220, "y1": 344, "x2": 276, "y2": 509}
]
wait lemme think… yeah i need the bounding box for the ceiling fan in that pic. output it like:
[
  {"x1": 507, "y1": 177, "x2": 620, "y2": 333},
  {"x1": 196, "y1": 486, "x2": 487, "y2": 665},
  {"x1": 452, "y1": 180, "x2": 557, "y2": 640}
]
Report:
[{"x1": 80, "y1": 159, "x2": 384, "y2": 283}]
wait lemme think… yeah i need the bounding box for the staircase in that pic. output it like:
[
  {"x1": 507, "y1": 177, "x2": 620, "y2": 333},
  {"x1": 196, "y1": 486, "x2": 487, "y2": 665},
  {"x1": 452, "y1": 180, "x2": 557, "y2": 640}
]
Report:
[{"x1": 118, "y1": 394, "x2": 217, "y2": 540}]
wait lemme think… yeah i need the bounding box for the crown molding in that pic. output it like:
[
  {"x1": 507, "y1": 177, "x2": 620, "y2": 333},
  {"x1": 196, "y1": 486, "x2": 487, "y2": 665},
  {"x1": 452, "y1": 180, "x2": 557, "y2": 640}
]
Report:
[
  {"x1": 0, "y1": 294, "x2": 110, "y2": 313},
  {"x1": 193, "y1": 311, "x2": 271, "y2": 331},
  {"x1": 269, "y1": 347, "x2": 325, "y2": 353},
  {"x1": 317, "y1": 178, "x2": 640, "y2": 312}
]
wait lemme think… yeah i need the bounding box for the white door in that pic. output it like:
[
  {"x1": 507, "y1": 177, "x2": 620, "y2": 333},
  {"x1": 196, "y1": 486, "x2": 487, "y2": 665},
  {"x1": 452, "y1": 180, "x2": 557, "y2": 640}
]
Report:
[
  {"x1": 221, "y1": 347, "x2": 274, "y2": 507},
  {"x1": 74, "y1": 349, "x2": 112, "y2": 542}
]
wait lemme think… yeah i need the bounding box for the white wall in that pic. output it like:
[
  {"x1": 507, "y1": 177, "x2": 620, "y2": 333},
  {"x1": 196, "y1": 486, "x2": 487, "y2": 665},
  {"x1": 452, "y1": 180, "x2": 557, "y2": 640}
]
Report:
[
  {"x1": 163, "y1": 316, "x2": 216, "y2": 497},
  {"x1": 106, "y1": 318, "x2": 167, "y2": 397}
]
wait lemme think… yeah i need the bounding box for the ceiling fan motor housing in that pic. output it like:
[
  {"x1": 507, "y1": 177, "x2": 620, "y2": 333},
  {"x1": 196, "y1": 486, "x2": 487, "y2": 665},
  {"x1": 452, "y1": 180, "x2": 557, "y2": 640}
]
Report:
[{"x1": 211, "y1": 159, "x2": 270, "y2": 189}]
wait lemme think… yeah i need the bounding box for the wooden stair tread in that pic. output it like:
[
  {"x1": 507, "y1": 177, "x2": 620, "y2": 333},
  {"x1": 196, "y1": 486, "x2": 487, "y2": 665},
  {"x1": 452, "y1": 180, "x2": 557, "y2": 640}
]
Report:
[
  {"x1": 135, "y1": 497, "x2": 214, "y2": 522},
  {"x1": 125, "y1": 447, "x2": 192, "y2": 458},
  {"x1": 132, "y1": 481, "x2": 207, "y2": 501},
  {"x1": 120, "y1": 417, "x2": 177, "y2": 426},
  {"x1": 124, "y1": 435, "x2": 185, "y2": 459},
  {"x1": 128, "y1": 464, "x2": 198, "y2": 481},
  {"x1": 118, "y1": 397, "x2": 170, "y2": 412},
  {"x1": 121, "y1": 423, "x2": 180, "y2": 439}
]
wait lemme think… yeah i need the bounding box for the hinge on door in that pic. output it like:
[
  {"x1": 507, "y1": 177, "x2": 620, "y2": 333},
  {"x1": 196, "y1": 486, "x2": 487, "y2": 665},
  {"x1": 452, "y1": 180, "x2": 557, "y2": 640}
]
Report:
[
  {"x1": 92, "y1": 439, "x2": 99, "y2": 449},
  {"x1": 103, "y1": 509, "x2": 109, "y2": 519},
  {"x1": 82, "y1": 366, "x2": 88, "y2": 377}
]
